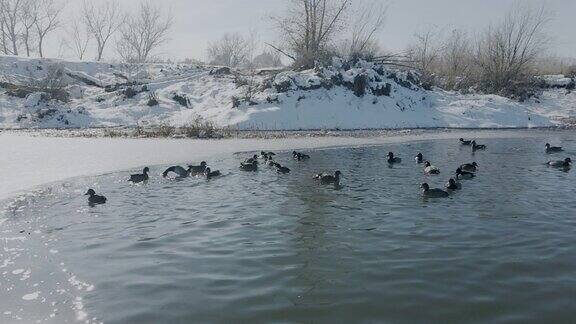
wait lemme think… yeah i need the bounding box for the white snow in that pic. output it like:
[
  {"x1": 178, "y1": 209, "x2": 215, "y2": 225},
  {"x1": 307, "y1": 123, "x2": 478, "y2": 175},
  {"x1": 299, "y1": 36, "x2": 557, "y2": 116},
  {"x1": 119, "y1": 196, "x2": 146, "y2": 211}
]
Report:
[
  {"x1": 1, "y1": 55, "x2": 574, "y2": 130},
  {"x1": 24, "y1": 93, "x2": 43, "y2": 108}
]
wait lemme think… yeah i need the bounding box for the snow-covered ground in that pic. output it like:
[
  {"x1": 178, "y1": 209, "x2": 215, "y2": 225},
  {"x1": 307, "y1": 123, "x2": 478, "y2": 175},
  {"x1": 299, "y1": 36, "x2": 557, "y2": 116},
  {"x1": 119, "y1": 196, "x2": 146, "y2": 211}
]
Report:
[{"x1": 1, "y1": 55, "x2": 575, "y2": 130}]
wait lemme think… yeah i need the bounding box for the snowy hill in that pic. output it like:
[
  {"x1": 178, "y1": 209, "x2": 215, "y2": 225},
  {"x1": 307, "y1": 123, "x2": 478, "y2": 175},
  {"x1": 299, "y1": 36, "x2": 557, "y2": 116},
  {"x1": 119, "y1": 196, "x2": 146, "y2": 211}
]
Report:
[{"x1": 0, "y1": 55, "x2": 574, "y2": 130}]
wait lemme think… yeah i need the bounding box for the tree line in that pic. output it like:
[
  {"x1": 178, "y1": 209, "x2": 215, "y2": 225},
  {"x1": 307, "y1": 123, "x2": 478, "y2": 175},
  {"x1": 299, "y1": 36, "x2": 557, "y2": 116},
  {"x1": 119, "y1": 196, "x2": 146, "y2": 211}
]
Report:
[
  {"x1": 405, "y1": 4, "x2": 575, "y2": 97},
  {"x1": 2, "y1": 0, "x2": 574, "y2": 97},
  {"x1": 0, "y1": 0, "x2": 172, "y2": 63}
]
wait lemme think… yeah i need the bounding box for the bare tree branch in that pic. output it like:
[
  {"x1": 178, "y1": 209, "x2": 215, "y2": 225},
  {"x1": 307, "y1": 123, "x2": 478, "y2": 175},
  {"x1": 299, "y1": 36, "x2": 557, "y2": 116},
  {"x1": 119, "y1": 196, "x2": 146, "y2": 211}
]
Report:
[
  {"x1": 272, "y1": 0, "x2": 351, "y2": 67},
  {"x1": 82, "y1": 0, "x2": 124, "y2": 61},
  {"x1": 34, "y1": 0, "x2": 62, "y2": 58},
  {"x1": 116, "y1": 1, "x2": 173, "y2": 63},
  {"x1": 64, "y1": 19, "x2": 91, "y2": 60},
  {"x1": 264, "y1": 42, "x2": 296, "y2": 61},
  {"x1": 0, "y1": 0, "x2": 24, "y2": 55}
]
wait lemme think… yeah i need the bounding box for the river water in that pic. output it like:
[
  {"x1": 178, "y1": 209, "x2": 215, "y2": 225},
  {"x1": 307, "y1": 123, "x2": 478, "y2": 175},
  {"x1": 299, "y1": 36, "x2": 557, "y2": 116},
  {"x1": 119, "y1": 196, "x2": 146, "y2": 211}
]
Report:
[{"x1": 1, "y1": 131, "x2": 575, "y2": 323}]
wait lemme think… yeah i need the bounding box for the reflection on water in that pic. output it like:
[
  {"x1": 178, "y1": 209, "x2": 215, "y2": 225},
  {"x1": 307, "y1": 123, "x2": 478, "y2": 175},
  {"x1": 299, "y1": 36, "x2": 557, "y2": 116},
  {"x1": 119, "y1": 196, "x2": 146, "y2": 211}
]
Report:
[{"x1": 2, "y1": 133, "x2": 576, "y2": 323}]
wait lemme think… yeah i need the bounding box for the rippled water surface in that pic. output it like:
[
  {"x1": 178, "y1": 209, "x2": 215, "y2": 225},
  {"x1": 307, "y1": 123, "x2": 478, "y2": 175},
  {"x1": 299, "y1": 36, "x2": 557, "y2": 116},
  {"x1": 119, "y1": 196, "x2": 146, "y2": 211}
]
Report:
[{"x1": 2, "y1": 132, "x2": 576, "y2": 323}]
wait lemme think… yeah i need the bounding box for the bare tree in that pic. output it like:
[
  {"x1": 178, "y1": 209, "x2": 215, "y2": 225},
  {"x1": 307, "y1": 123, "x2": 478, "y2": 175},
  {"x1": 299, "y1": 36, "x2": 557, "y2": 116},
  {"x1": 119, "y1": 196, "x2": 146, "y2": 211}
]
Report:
[
  {"x1": 34, "y1": 0, "x2": 61, "y2": 58},
  {"x1": 116, "y1": 1, "x2": 173, "y2": 63},
  {"x1": 207, "y1": 33, "x2": 255, "y2": 68},
  {"x1": 82, "y1": 0, "x2": 123, "y2": 61},
  {"x1": 65, "y1": 20, "x2": 90, "y2": 60},
  {"x1": 339, "y1": 0, "x2": 387, "y2": 60},
  {"x1": 0, "y1": 0, "x2": 24, "y2": 55},
  {"x1": 0, "y1": 22, "x2": 5, "y2": 54},
  {"x1": 18, "y1": 0, "x2": 37, "y2": 57},
  {"x1": 271, "y1": 0, "x2": 351, "y2": 68},
  {"x1": 474, "y1": 4, "x2": 551, "y2": 93},
  {"x1": 0, "y1": 16, "x2": 7, "y2": 54},
  {"x1": 407, "y1": 27, "x2": 442, "y2": 88}
]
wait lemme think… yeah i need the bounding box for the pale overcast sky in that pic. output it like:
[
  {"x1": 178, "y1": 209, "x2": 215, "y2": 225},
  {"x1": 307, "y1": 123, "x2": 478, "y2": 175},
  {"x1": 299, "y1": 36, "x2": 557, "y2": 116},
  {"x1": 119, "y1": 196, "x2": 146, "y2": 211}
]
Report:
[{"x1": 46, "y1": 0, "x2": 576, "y2": 61}]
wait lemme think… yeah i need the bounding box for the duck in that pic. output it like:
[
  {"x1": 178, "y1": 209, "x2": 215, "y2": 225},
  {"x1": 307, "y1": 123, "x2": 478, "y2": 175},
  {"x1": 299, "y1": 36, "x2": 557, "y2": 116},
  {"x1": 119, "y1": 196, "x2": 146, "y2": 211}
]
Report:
[
  {"x1": 424, "y1": 161, "x2": 440, "y2": 175},
  {"x1": 267, "y1": 159, "x2": 280, "y2": 167},
  {"x1": 162, "y1": 165, "x2": 190, "y2": 178},
  {"x1": 129, "y1": 167, "x2": 149, "y2": 183},
  {"x1": 314, "y1": 171, "x2": 341, "y2": 185},
  {"x1": 545, "y1": 143, "x2": 564, "y2": 153},
  {"x1": 460, "y1": 138, "x2": 472, "y2": 145},
  {"x1": 188, "y1": 162, "x2": 207, "y2": 175},
  {"x1": 387, "y1": 152, "x2": 402, "y2": 164},
  {"x1": 421, "y1": 183, "x2": 449, "y2": 198},
  {"x1": 245, "y1": 155, "x2": 259, "y2": 164},
  {"x1": 472, "y1": 141, "x2": 487, "y2": 151},
  {"x1": 456, "y1": 167, "x2": 475, "y2": 179},
  {"x1": 547, "y1": 158, "x2": 572, "y2": 168},
  {"x1": 275, "y1": 164, "x2": 291, "y2": 174},
  {"x1": 460, "y1": 162, "x2": 478, "y2": 172},
  {"x1": 240, "y1": 161, "x2": 258, "y2": 171},
  {"x1": 293, "y1": 151, "x2": 310, "y2": 161},
  {"x1": 445, "y1": 178, "x2": 462, "y2": 190},
  {"x1": 85, "y1": 189, "x2": 107, "y2": 205},
  {"x1": 204, "y1": 167, "x2": 221, "y2": 179},
  {"x1": 261, "y1": 151, "x2": 276, "y2": 159},
  {"x1": 415, "y1": 153, "x2": 424, "y2": 163}
]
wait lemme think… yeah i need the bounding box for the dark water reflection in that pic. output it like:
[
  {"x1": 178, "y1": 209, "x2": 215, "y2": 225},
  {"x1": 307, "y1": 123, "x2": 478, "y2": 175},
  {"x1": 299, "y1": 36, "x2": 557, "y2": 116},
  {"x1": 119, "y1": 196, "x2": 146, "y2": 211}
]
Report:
[{"x1": 7, "y1": 133, "x2": 576, "y2": 323}]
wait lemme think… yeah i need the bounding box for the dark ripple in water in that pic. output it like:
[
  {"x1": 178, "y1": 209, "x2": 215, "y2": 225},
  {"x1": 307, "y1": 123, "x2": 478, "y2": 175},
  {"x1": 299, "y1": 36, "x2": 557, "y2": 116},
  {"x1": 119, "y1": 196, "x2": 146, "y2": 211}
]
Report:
[{"x1": 8, "y1": 134, "x2": 576, "y2": 323}]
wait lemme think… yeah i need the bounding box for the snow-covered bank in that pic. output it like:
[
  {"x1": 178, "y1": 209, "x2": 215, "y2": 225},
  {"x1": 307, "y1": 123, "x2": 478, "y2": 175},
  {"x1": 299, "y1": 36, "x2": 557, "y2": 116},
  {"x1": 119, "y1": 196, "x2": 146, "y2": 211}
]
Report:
[
  {"x1": 0, "y1": 129, "x2": 563, "y2": 201},
  {"x1": 1, "y1": 55, "x2": 575, "y2": 130}
]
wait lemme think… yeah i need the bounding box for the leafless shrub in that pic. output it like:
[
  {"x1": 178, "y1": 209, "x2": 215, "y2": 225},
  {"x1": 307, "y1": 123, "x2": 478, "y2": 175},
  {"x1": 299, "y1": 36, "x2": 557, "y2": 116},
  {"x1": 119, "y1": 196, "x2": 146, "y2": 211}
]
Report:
[
  {"x1": 406, "y1": 27, "x2": 442, "y2": 89},
  {"x1": 207, "y1": 33, "x2": 256, "y2": 68},
  {"x1": 234, "y1": 75, "x2": 249, "y2": 87},
  {"x1": 103, "y1": 129, "x2": 127, "y2": 138},
  {"x1": 182, "y1": 117, "x2": 219, "y2": 138},
  {"x1": 473, "y1": 4, "x2": 552, "y2": 95},
  {"x1": 406, "y1": 4, "x2": 552, "y2": 98},
  {"x1": 127, "y1": 119, "x2": 223, "y2": 139},
  {"x1": 438, "y1": 29, "x2": 472, "y2": 90},
  {"x1": 337, "y1": 0, "x2": 387, "y2": 61},
  {"x1": 151, "y1": 124, "x2": 175, "y2": 137},
  {"x1": 7, "y1": 63, "x2": 70, "y2": 101}
]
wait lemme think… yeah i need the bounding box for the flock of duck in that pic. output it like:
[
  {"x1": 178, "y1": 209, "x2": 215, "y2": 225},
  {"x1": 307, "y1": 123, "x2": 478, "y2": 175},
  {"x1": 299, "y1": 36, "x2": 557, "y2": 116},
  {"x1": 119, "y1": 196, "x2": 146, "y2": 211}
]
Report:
[{"x1": 84, "y1": 138, "x2": 572, "y2": 205}]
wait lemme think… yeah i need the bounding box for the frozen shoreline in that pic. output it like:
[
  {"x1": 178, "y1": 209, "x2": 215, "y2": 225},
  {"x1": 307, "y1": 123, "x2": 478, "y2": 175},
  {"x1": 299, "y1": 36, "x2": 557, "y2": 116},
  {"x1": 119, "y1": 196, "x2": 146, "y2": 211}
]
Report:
[{"x1": 0, "y1": 128, "x2": 562, "y2": 201}]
